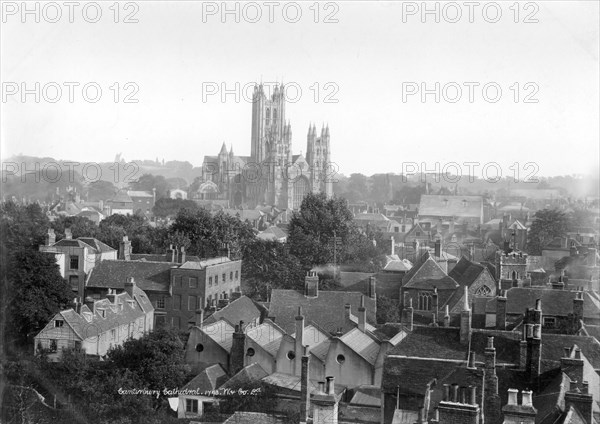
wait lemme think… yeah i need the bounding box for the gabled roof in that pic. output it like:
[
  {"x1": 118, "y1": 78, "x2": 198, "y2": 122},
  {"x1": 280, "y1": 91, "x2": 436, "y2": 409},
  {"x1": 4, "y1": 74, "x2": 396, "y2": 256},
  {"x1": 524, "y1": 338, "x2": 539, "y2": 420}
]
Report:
[
  {"x1": 402, "y1": 252, "x2": 457, "y2": 290},
  {"x1": 86, "y1": 260, "x2": 172, "y2": 293},
  {"x1": 182, "y1": 364, "x2": 228, "y2": 392},
  {"x1": 179, "y1": 256, "x2": 232, "y2": 269},
  {"x1": 204, "y1": 296, "x2": 262, "y2": 326},
  {"x1": 339, "y1": 328, "x2": 382, "y2": 365},
  {"x1": 384, "y1": 259, "x2": 413, "y2": 272},
  {"x1": 200, "y1": 318, "x2": 235, "y2": 352},
  {"x1": 291, "y1": 324, "x2": 330, "y2": 352},
  {"x1": 77, "y1": 238, "x2": 115, "y2": 253},
  {"x1": 448, "y1": 257, "x2": 488, "y2": 287},
  {"x1": 246, "y1": 320, "x2": 285, "y2": 357},
  {"x1": 350, "y1": 385, "x2": 382, "y2": 407},
  {"x1": 52, "y1": 238, "x2": 97, "y2": 251},
  {"x1": 268, "y1": 289, "x2": 376, "y2": 334},
  {"x1": 108, "y1": 191, "x2": 133, "y2": 203},
  {"x1": 261, "y1": 226, "x2": 287, "y2": 239},
  {"x1": 220, "y1": 363, "x2": 269, "y2": 390}
]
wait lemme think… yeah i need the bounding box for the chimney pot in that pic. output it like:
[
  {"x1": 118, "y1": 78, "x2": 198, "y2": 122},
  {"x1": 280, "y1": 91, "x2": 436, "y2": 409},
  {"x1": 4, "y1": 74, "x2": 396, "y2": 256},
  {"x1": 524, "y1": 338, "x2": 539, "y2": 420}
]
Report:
[
  {"x1": 326, "y1": 376, "x2": 335, "y2": 395},
  {"x1": 443, "y1": 384, "x2": 450, "y2": 401},
  {"x1": 582, "y1": 381, "x2": 589, "y2": 394},
  {"x1": 469, "y1": 386, "x2": 477, "y2": 406},
  {"x1": 522, "y1": 390, "x2": 533, "y2": 406},
  {"x1": 507, "y1": 388, "x2": 518, "y2": 405},
  {"x1": 451, "y1": 384, "x2": 459, "y2": 402}
]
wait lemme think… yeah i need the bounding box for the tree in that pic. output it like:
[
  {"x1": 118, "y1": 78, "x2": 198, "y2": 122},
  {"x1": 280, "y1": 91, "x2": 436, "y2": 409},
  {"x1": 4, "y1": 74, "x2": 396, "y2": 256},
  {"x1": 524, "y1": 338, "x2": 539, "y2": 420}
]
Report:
[
  {"x1": 86, "y1": 180, "x2": 117, "y2": 201},
  {"x1": 51, "y1": 216, "x2": 100, "y2": 240},
  {"x1": 376, "y1": 295, "x2": 400, "y2": 324},
  {"x1": 129, "y1": 174, "x2": 171, "y2": 199},
  {"x1": 527, "y1": 209, "x2": 570, "y2": 255},
  {"x1": 152, "y1": 198, "x2": 198, "y2": 218},
  {"x1": 241, "y1": 239, "x2": 304, "y2": 300},
  {"x1": 6, "y1": 250, "x2": 73, "y2": 346}
]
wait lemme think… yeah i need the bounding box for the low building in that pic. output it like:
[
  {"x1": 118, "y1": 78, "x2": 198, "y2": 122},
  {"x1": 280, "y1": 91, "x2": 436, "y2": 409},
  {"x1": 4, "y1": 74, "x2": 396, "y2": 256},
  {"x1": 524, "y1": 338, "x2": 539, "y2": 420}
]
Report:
[
  {"x1": 34, "y1": 280, "x2": 153, "y2": 360},
  {"x1": 177, "y1": 364, "x2": 226, "y2": 419}
]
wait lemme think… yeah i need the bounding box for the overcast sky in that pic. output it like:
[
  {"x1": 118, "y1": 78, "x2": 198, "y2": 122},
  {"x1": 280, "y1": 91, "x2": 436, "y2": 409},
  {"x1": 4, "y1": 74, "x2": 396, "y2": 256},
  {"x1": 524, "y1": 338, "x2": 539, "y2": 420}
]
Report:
[{"x1": 2, "y1": 1, "x2": 599, "y2": 178}]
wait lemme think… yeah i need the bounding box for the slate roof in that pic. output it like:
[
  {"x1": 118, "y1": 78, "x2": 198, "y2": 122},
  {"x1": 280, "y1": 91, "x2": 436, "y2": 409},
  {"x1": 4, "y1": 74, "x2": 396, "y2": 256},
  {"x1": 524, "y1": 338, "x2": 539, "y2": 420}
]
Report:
[
  {"x1": 340, "y1": 328, "x2": 381, "y2": 365},
  {"x1": 204, "y1": 296, "x2": 262, "y2": 326},
  {"x1": 201, "y1": 319, "x2": 235, "y2": 352},
  {"x1": 178, "y1": 257, "x2": 231, "y2": 269},
  {"x1": 246, "y1": 321, "x2": 285, "y2": 357},
  {"x1": 130, "y1": 253, "x2": 201, "y2": 262},
  {"x1": 349, "y1": 385, "x2": 382, "y2": 407},
  {"x1": 127, "y1": 190, "x2": 153, "y2": 198},
  {"x1": 53, "y1": 239, "x2": 97, "y2": 251},
  {"x1": 222, "y1": 411, "x2": 283, "y2": 424},
  {"x1": 448, "y1": 257, "x2": 487, "y2": 286},
  {"x1": 261, "y1": 373, "x2": 345, "y2": 396},
  {"x1": 310, "y1": 338, "x2": 332, "y2": 362},
  {"x1": 86, "y1": 260, "x2": 173, "y2": 293},
  {"x1": 382, "y1": 356, "x2": 458, "y2": 394},
  {"x1": 220, "y1": 363, "x2": 269, "y2": 390},
  {"x1": 419, "y1": 195, "x2": 483, "y2": 219},
  {"x1": 384, "y1": 259, "x2": 413, "y2": 272},
  {"x1": 291, "y1": 324, "x2": 330, "y2": 351},
  {"x1": 268, "y1": 289, "x2": 376, "y2": 334},
  {"x1": 182, "y1": 364, "x2": 228, "y2": 392},
  {"x1": 402, "y1": 251, "x2": 456, "y2": 289},
  {"x1": 77, "y1": 238, "x2": 115, "y2": 253},
  {"x1": 109, "y1": 191, "x2": 133, "y2": 203},
  {"x1": 484, "y1": 287, "x2": 600, "y2": 319},
  {"x1": 261, "y1": 226, "x2": 287, "y2": 239}
]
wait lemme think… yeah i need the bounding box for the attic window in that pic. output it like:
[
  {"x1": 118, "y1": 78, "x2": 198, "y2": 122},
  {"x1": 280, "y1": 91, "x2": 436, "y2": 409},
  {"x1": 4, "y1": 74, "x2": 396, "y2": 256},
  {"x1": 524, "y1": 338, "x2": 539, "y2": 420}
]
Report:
[
  {"x1": 246, "y1": 348, "x2": 255, "y2": 357},
  {"x1": 98, "y1": 309, "x2": 106, "y2": 318},
  {"x1": 54, "y1": 320, "x2": 64, "y2": 328},
  {"x1": 287, "y1": 351, "x2": 296, "y2": 360},
  {"x1": 336, "y1": 354, "x2": 346, "y2": 365},
  {"x1": 195, "y1": 343, "x2": 204, "y2": 352}
]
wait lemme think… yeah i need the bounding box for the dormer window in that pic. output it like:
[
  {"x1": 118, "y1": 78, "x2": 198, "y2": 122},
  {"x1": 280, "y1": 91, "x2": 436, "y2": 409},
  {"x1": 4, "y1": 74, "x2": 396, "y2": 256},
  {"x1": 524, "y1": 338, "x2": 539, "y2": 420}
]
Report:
[
  {"x1": 83, "y1": 312, "x2": 92, "y2": 322},
  {"x1": 98, "y1": 309, "x2": 106, "y2": 318}
]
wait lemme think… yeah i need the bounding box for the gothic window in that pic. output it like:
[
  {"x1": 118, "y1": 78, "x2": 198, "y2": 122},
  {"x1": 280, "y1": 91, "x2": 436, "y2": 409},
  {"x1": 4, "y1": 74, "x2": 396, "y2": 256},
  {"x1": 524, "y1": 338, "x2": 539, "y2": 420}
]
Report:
[
  {"x1": 475, "y1": 285, "x2": 492, "y2": 296},
  {"x1": 266, "y1": 108, "x2": 270, "y2": 125},
  {"x1": 273, "y1": 109, "x2": 277, "y2": 122},
  {"x1": 418, "y1": 292, "x2": 432, "y2": 311}
]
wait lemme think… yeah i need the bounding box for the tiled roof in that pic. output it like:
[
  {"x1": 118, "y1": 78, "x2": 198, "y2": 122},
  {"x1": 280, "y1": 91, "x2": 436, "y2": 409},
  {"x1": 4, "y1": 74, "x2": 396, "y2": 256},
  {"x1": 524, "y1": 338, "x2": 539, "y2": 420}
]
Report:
[
  {"x1": 448, "y1": 257, "x2": 487, "y2": 287},
  {"x1": 178, "y1": 257, "x2": 231, "y2": 269},
  {"x1": 354, "y1": 213, "x2": 390, "y2": 222},
  {"x1": 182, "y1": 364, "x2": 228, "y2": 392},
  {"x1": 262, "y1": 373, "x2": 345, "y2": 395},
  {"x1": 246, "y1": 321, "x2": 285, "y2": 357},
  {"x1": 384, "y1": 259, "x2": 413, "y2": 272},
  {"x1": 268, "y1": 289, "x2": 376, "y2": 334},
  {"x1": 349, "y1": 385, "x2": 381, "y2": 407},
  {"x1": 127, "y1": 190, "x2": 153, "y2": 198},
  {"x1": 292, "y1": 324, "x2": 330, "y2": 352},
  {"x1": 340, "y1": 328, "x2": 381, "y2": 365},
  {"x1": 220, "y1": 363, "x2": 269, "y2": 390},
  {"x1": 402, "y1": 252, "x2": 454, "y2": 289},
  {"x1": 109, "y1": 191, "x2": 133, "y2": 203},
  {"x1": 204, "y1": 296, "x2": 262, "y2": 327},
  {"x1": 43, "y1": 291, "x2": 150, "y2": 340},
  {"x1": 53, "y1": 239, "x2": 97, "y2": 251},
  {"x1": 261, "y1": 226, "x2": 287, "y2": 239},
  {"x1": 202, "y1": 319, "x2": 235, "y2": 351},
  {"x1": 382, "y1": 356, "x2": 458, "y2": 394},
  {"x1": 419, "y1": 195, "x2": 483, "y2": 218},
  {"x1": 485, "y1": 287, "x2": 600, "y2": 319},
  {"x1": 130, "y1": 253, "x2": 201, "y2": 262},
  {"x1": 77, "y1": 238, "x2": 115, "y2": 253},
  {"x1": 310, "y1": 338, "x2": 332, "y2": 362},
  {"x1": 86, "y1": 260, "x2": 172, "y2": 293}
]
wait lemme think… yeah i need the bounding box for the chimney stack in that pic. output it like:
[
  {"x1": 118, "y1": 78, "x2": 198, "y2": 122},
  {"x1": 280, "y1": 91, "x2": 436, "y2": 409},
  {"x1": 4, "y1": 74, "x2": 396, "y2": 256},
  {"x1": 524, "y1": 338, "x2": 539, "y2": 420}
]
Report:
[
  {"x1": 195, "y1": 308, "x2": 204, "y2": 327},
  {"x1": 358, "y1": 296, "x2": 366, "y2": 332},
  {"x1": 65, "y1": 228, "x2": 72, "y2": 240},
  {"x1": 460, "y1": 286, "x2": 471, "y2": 345},
  {"x1": 402, "y1": 298, "x2": 414, "y2": 331},
  {"x1": 502, "y1": 389, "x2": 537, "y2": 424},
  {"x1": 304, "y1": 271, "x2": 319, "y2": 297},
  {"x1": 46, "y1": 228, "x2": 56, "y2": 246},
  {"x1": 295, "y1": 307, "x2": 305, "y2": 376},
  {"x1": 230, "y1": 321, "x2": 245, "y2": 375},
  {"x1": 368, "y1": 276, "x2": 377, "y2": 299},
  {"x1": 390, "y1": 236, "x2": 395, "y2": 256},
  {"x1": 434, "y1": 238, "x2": 442, "y2": 258},
  {"x1": 179, "y1": 246, "x2": 186, "y2": 263},
  {"x1": 484, "y1": 336, "x2": 501, "y2": 424},
  {"x1": 443, "y1": 305, "x2": 450, "y2": 327},
  {"x1": 300, "y1": 345, "x2": 310, "y2": 423},
  {"x1": 496, "y1": 290, "x2": 507, "y2": 330},
  {"x1": 438, "y1": 382, "x2": 480, "y2": 424},
  {"x1": 124, "y1": 277, "x2": 135, "y2": 298},
  {"x1": 119, "y1": 235, "x2": 132, "y2": 261},
  {"x1": 573, "y1": 291, "x2": 584, "y2": 322}
]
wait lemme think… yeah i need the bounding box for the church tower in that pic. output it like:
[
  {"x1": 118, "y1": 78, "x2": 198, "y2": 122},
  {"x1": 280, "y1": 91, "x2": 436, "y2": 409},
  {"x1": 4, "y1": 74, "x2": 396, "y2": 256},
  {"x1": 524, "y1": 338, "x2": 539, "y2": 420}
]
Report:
[
  {"x1": 250, "y1": 83, "x2": 287, "y2": 164},
  {"x1": 306, "y1": 123, "x2": 333, "y2": 198}
]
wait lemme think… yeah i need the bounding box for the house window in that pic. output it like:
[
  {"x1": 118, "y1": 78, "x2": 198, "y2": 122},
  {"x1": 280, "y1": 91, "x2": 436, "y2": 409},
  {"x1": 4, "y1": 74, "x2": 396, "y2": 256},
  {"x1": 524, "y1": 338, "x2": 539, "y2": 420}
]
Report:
[
  {"x1": 69, "y1": 255, "x2": 79, "y2": 270},
  {"x1": 475, "y1": 285, "x2": 492, "y2": 296},
  {"x1": 336, "y1": 354, "x2": 346, "y2": 364},
  {"x1": 215, "y1": 275, "x2": 218, "y2": 285},
  {"x1": 69, "y1": 275, "x2": 79, "y2": 290},
  {"x1": 189, "y1": 277, "x2": 198, "y2": 288},
  {"x1": 209, "y1": 277, "x2": 213, "y2": 287},
  {"x1": 418, "y1": 292, "x2": 432, "y2": 311},
  {"x1": 543, "y1": 316, "x2": 557, "y2": 328},
  {"x1": 222, "y1": 273, "x2": 226, "y2": 283},
  {"x1": 54, "y1": 320, "x2": 64, "y2": 328},
  {"x1": 188, "y1": 296, "x2": 197, "y2": 311},
  {"x1": 416, "y1": 231, "x2": 421, "y2": 237},
  {"x1": 74, "y1": 341, "x2": 82, "y2": 351},
  {"x1": 173, "y1": 295, "x2": 181, "y2": 310},
  {"x1": 235, "y1": 271, "x2": 239, "y2": 280},
  {"x1": 246, "y1": 348, "x2": 255, "y2": 356},
  {"x1": 110, "y1": 329, "x2": 116, "y2": 340},
  {"x1": 230, "y1": 271, "x2": 233, "y2": 280},
  {"x1": 186, "y1": 399, "x2": 199, "y2": 414},
  {"x1": 50, "y1": 339, "x2": 57, "y2": 352},
  {"x1": 138, "y1": 319, "x2": 144, "y2": 331},
  {"x1": 156, "y1": 297, "x2": 165, "y2": 309}
]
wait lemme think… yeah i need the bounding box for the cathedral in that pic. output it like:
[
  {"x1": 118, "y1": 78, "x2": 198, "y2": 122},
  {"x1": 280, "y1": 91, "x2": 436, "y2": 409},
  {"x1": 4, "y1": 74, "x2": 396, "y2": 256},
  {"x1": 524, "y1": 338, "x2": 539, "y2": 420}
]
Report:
[{"x1": 198, "y1": 83, "x2": 333, "y2": 210}]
